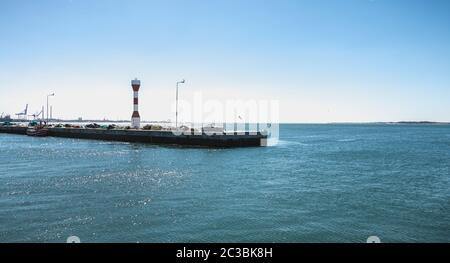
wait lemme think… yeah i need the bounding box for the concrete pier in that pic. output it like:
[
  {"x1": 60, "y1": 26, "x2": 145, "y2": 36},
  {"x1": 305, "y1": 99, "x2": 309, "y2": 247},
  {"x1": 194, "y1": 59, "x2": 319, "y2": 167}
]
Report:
[
  {"x1": 0, "y1": 126, "x2": 26, "y2": 135},
  {"x1": 0, "y1": 126, "x2": 267, "y2": 147}
]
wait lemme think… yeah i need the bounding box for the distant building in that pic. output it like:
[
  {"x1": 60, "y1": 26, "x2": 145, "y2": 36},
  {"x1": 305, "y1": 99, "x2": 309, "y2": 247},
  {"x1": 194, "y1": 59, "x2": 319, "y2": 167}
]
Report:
[{"x1": 0, "y1": 114, "x2": 12, "y2": 122}]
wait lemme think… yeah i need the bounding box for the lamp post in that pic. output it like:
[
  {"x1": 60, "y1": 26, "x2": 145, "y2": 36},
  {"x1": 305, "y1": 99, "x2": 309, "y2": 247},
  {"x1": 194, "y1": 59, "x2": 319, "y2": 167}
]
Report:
[
  {"x1": 175, "y1": 79, "x2": 185, "y2": 128},
  {"x1": 47, "y1": 93, "x2": 55, "y2": 123}
]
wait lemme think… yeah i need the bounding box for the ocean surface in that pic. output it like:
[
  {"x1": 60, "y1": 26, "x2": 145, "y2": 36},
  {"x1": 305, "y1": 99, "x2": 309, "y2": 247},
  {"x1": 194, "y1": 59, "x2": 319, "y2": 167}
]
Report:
[{"x1": 1, "y1": 124, "x2": 449, "y2": 243}]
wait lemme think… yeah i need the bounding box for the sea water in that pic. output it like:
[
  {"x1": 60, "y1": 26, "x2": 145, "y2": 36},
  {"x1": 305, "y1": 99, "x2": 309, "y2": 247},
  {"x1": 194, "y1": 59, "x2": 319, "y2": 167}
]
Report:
[{"x1": 0, "y1": 124, "x2": 449, "y2": 242}]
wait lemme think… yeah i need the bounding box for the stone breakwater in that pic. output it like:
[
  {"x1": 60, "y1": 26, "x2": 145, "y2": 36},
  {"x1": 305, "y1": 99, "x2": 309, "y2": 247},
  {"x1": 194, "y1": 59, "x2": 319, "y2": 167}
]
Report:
[{"x1": 0, "y1": 126, "x2": 267, "y2": 147}]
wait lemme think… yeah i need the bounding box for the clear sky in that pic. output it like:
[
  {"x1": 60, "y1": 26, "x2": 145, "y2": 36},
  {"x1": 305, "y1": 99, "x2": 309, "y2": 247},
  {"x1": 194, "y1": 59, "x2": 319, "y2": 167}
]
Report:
[{"x1": 1, "y1": 0, "x2": 450, "y2": 123}]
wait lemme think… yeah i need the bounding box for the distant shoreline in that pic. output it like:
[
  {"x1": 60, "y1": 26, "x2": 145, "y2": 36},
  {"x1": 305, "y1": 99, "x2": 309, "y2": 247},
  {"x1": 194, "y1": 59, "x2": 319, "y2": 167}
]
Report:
[
  {"x1": 384, "y1": 121, "x2": 450, "y2": 125},
  {"x1": 326, "y1": 121, "x2": 450, "y2": 125},
  {"x1": 295, "y1": 122, "x2": 450, "y2": 125},
  {"x1": 2, "y1": 119, "x2": 449, "y2": 125}
]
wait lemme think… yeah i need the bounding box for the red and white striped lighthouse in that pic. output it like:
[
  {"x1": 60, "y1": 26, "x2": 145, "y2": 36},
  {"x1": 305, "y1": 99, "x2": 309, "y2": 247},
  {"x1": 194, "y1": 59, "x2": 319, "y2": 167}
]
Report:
[{"x1": 131, "y1": 78, "x2": 141, "y2": 129}]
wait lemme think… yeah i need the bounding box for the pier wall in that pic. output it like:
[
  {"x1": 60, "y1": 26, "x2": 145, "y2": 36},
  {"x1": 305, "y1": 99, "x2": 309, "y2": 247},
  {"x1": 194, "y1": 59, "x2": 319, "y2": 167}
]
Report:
[
  {"x1": 0, "y1": 126, "x2": 266, "y2": 147},
  {"x1": 0, "y1": 126, "x2": 27, "y2": 135}
]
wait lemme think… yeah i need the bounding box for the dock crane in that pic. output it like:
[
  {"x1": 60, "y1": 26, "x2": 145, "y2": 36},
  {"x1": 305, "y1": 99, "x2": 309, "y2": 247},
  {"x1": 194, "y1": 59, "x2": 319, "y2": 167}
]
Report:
[
  {"x1": 15, "y1": 104, "x2": 28, "y2": 120},
  {"x1": 28, "y1": 107, "x2": 44, "y2": 120}
]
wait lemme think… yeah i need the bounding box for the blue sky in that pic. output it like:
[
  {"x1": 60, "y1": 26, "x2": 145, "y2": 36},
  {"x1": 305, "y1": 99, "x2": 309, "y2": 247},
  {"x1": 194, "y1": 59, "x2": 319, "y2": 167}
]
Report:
[{"x1": 1, "y1": 0, "x2": 450, "y2": 122}]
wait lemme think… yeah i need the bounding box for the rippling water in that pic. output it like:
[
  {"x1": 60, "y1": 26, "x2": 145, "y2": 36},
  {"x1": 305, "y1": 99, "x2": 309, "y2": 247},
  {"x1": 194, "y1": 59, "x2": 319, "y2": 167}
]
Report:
[{"x1": 1, "y1": 124, "x2": 449, "y2": 242}]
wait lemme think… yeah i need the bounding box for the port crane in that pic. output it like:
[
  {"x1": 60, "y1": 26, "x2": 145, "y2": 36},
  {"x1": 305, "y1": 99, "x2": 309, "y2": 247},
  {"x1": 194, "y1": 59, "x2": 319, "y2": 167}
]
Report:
[
  {"x1": 15, "y1": 104, "x2": 28, "y2": 120},
  {"x1": 28, "y1": 108, "x2": 44, "y2": 120}
]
